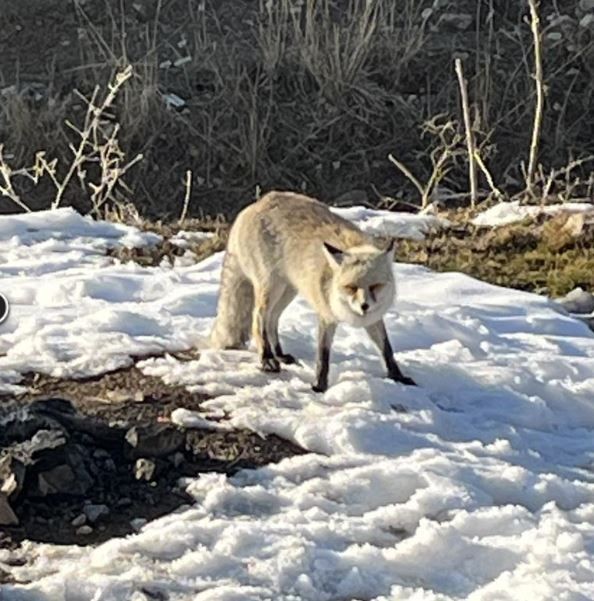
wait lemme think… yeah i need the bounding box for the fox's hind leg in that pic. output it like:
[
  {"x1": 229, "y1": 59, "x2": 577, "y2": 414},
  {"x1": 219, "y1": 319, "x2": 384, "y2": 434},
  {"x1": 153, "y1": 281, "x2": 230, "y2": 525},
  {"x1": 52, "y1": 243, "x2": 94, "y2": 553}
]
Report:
[
  {"x1": 252, "y1": 283, "x2": 280, "y2": 373},
  {"x1": 267, "y1": 285, "x2": 298, "y2": 364},
  {"x1": 365, "y1": 320, "x2": 416, "y2": 386}
]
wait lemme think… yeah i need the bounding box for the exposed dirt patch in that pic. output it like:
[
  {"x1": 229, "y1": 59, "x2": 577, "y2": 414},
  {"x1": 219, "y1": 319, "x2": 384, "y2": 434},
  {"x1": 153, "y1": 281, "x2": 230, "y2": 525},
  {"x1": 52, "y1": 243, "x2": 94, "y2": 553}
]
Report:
[
  {"x1": 0, "y1": 365, "x2": 305, "y2": 559},
  {"x1": 107, "y1": 227, "x2": 227, "y2": 267}
]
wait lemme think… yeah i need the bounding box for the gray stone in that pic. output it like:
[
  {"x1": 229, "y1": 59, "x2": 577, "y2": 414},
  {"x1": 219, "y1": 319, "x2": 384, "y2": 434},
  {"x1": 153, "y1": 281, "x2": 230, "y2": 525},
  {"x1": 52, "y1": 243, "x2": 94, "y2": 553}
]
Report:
[
  {"x1": 130, "y1": 517, "x2": 147, "y2": 531},
  {"x1": 84, "y1": 504, "x2": 109, "y2": 524},
  {"x1": 170, "y1": 452, "x2": 185, "y2": 468},
  {"x1": 0, "y1": 454, "x2": 25, "y2": 499},
  {"x1": 0, "y1": 493, "x2": 18, "y2": 526},
  {"x1": 71, "y1": 513, "x2": 86, "y2": 527},
  {"x1": 76, "y1": 525, "x2": 93, "y2": 535},
  {"x1": 125, "y1": 425, "x2": 184, "y2": 459},
  {"x1": 37, "y1": 464, "x2": 76, "y2": 496},
  {"x1": 557, "y1": 287, "x2": 594, "y2": 315}
]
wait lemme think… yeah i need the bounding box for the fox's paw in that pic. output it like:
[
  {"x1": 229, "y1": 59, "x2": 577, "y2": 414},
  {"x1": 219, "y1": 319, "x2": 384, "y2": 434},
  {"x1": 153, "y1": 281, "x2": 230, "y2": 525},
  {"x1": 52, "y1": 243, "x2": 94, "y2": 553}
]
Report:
[
  {"x1": 277, "y1": 353, "x2": 298, "y2": 365},
  {"x1": 389, "y1": 373, "x2": 416, "y2": 386},
  {"x1": 311, "y1": 381, "x2": 328, "y2": 393},
  {"x1": 260, "y1": 357, "x2": 281, "y2": 373}
]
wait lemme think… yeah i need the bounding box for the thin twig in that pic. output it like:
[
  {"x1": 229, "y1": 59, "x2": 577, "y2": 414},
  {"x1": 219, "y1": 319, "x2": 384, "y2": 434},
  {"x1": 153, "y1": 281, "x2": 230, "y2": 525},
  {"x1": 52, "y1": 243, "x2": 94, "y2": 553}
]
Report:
[
  {"x1": 387, "y1": 153, "x2": 424, "y2": 199},
  {"x1": 474, "y1": 151, "x2": 503, "y2": 199},
  {"x1": 179, "y1": 169, "x2": 192, "y2": 224},
  {"x1": 454, "y1": 58, "x2": 478, "y2": 208},
  {"x1": 526, "y1": 0, "x2": 544, "y2": 195}
]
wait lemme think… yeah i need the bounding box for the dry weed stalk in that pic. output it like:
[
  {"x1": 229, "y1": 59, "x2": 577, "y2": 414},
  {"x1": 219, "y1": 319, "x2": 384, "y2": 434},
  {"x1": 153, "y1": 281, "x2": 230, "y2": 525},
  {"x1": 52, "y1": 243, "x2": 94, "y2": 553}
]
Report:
[
  {"x1": 179, "y1": 170, "x2": 193, "y2": 225},
  {"x1": 0, "y1": 67, "x2": 141, "y2": 215},
  {"x1": 389, "y1": 117, "x2": 466, "y2": 208},
  {"x1": 0, "y1": 145, "x2": 33, "y2": 212},
  {"x1": 454, "y1": 59, "x2": 478, "y2": 208},
  {"x1": 526, "y1": 0, "x2": 544, "y2": 195}
]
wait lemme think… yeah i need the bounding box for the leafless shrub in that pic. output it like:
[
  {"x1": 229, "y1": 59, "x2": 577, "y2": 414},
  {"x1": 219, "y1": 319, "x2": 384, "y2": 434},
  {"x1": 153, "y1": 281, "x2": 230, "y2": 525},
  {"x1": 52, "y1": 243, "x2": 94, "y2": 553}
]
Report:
[{"x1": 0, "y1": 67, "x2": 142, "y2": 216}]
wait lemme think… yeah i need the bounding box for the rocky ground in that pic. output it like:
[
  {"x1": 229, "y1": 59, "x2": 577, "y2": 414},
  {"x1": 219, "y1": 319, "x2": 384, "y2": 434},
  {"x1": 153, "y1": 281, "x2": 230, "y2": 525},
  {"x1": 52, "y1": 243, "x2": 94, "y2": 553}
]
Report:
[{"x1": 0, "y1": 364, "x2": 304, "y2": 583}]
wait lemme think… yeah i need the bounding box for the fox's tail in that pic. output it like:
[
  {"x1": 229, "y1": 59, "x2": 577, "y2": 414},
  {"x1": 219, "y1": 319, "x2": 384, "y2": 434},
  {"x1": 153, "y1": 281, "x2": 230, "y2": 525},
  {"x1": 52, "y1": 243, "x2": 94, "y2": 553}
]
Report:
[{"x1": 209, "y1": 250, "x2": 253, "y2": 349}]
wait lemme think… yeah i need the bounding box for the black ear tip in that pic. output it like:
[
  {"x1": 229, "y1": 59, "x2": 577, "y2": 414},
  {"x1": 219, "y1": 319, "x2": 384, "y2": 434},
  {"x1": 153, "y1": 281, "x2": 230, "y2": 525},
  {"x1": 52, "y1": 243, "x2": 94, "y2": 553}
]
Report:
[{"x1": 323, "y1": 242, "x2": 343, "y2": 256}]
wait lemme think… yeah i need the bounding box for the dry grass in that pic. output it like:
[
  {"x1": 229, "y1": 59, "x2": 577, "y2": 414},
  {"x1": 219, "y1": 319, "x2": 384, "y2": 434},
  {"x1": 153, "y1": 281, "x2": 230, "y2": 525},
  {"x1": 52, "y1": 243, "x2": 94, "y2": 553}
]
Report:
[
  {"x1": 396, "y1": 213, "x2": 594, "y2": 297},
  {"x1": 1, "y1": 0, "x2": 594, "y2": 218}
]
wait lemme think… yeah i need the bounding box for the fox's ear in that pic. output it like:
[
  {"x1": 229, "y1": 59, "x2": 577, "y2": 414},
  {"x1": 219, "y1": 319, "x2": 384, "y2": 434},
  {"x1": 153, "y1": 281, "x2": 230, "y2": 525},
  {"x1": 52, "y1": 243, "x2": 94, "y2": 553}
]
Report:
[{"x1": 323, "y1": 242, "x2": 345, "y2": 268}]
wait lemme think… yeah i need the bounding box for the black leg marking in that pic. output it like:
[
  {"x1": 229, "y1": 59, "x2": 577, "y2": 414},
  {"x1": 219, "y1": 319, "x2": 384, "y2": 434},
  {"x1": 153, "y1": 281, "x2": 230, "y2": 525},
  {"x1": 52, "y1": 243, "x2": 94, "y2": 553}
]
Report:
[
  {"x1": 383, "y1": 335, "x2": 416, "y2": 386},
  {"x1": 312, "y1": 322, "x2": 336, "y2": 393},
  {"x1": 260, "y1": 337, "x2": 280, "y2": 372},
  {"x1": 274, "y1": 342, "x2": 298, "y2": 365},
  {"x1": 366, "y1": 321, "x2": 416, "y2": 386}
]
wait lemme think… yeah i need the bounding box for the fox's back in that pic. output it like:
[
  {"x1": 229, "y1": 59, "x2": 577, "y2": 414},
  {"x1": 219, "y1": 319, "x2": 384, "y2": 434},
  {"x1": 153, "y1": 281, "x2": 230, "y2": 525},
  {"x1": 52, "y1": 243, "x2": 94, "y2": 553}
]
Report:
[{"x1": 230, "y1": 191, "x2": 371, "y2": 277}]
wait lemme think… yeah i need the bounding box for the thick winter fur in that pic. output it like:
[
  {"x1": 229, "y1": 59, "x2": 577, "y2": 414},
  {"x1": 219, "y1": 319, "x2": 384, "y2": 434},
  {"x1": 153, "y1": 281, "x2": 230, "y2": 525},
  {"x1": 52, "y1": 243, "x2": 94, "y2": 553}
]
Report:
[{"x1": 210, "y1": 191, "x2": 415, "y2": 391}]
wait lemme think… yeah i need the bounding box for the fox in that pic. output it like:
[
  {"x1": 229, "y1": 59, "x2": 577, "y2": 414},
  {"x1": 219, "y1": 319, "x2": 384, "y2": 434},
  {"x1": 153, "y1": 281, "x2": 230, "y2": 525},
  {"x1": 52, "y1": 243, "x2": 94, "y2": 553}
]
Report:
[{"x1": 209, "y1": 191, "x2": 416, "y2": 392}]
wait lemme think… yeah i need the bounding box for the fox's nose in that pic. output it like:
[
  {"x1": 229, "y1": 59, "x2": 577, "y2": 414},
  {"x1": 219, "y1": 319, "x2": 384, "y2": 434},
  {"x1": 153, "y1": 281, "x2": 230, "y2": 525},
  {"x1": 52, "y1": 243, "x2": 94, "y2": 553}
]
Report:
[{"x1": 361, "y1": 302, "x2": 369, "y2": 312}]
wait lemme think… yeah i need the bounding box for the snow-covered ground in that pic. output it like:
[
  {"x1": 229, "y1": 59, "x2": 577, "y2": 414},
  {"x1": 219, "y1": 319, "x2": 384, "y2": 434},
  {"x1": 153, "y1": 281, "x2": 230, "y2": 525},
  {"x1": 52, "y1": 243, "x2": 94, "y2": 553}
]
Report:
[
  {"x1": 2, "y1": 207, "x2": 594, "y2": 600},
  {"x1": 332, "y1": 206, "x2": 449, "y2": 240},
  {"x1": 472, "y1": 200, "x2": 594, "y2": 228}
]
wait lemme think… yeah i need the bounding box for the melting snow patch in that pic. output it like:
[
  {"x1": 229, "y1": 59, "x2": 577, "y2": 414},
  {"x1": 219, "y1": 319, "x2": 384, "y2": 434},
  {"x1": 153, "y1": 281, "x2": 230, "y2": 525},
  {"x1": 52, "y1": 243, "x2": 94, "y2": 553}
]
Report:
[
  {"x1": 332, "y1": 206, "x2": 450, "y2": 240},
  {"x1": 170, "y1": 230, "x2": 215, "y2": 248},
  {"x1": 472, "y1": 200, "x2": 594, "y2": 228}
]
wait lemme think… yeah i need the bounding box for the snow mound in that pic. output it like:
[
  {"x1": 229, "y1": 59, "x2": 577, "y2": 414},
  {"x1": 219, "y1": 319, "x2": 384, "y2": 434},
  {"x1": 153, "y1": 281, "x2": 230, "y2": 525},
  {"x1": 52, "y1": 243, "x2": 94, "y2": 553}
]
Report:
[
  {"x1": 472, "y1": 200, "x2": 594, "y2": 228},
  {"x1": 332, "y1": 206, "x2": 449, "y2": 240}
]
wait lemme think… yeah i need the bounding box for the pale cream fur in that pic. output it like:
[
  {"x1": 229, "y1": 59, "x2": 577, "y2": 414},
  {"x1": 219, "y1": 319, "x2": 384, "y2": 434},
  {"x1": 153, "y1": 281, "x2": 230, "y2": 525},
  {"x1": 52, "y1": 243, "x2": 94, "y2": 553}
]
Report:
[
  {"x1": 208, "y1": 191, "x2": 417, "y2": 391},
  {"x1": 210, "y1": 188, "x2": 396, "y2": 347}
]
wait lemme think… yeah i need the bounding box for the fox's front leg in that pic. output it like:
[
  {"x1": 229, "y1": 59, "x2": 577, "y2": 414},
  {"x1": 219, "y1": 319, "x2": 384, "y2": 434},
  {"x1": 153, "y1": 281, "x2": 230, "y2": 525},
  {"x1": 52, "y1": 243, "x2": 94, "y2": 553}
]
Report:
[
  {"x1": 312, "y1": 321, "x2": 336, "y2": 392},
  {"x1": 252, "y1": 287, "x2": 280, "y2": 373},
  {"x1": 365, "y1": 320, "x2": 416, "y2": 386}
]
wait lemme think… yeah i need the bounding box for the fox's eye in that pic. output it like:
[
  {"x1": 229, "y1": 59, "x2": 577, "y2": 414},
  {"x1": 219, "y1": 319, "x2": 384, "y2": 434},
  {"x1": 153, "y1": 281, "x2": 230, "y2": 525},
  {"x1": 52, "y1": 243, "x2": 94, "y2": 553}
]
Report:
[
  {"x1": 343, "y1": 285, "x2": 358, "y2": 295},
  {"x1": 370, "y1": 283, "x2": 385, "y2": 295}
]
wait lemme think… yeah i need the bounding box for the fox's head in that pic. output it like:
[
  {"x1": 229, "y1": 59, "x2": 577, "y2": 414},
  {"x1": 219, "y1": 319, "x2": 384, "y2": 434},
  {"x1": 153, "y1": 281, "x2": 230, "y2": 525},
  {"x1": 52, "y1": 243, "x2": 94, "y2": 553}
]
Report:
[{"x1": 323, "y1": 240, "x2": 396, "y2": 327}]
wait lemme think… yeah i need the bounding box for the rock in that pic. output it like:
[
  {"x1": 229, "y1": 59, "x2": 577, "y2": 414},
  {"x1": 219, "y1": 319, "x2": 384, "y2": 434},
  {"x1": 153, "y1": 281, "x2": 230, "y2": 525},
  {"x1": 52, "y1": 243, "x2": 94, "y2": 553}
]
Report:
[
  {"x1": 170, "y1": 452, "x2": 184, "y2": 468},
  {"x1": 557, "y1": 287, "x2": 594, "y2": 314},
  {"x1": 580, "y1": 0, "x2": 594, "y2": 10},
  {"x1": 125, "y1": 425, "x2": 184, "y2": 459},
  {"x1": 0, "y1": 493, "x2": 18, "y2": 526},
  {"x1": 71, "y1": 513, "x2": 86, "y2": 527},
  {"x1": 76, "y1": 525, "x2": 93, "y2": 536},
  {"x1": 134, "y1": 458, "x2": 156, "y2": 481},
  {"x1": 84, "y1": 504, "x2": 109, "y2": 524},
  {"x1": 35, "y1": 450, "x2": 93, "y2": 497},
  {"x1": 0, "y1": 454, "x2": 25, "y2": 499},
  {"x1": 130, "y1": 517, "x2": 147, "y2": 531},
  {"x1": 93, "y1": 449, "x2": 111, "y2": 460},
  {"x1": 37, "y1": 464, "x2": 77, "y2": 496}
]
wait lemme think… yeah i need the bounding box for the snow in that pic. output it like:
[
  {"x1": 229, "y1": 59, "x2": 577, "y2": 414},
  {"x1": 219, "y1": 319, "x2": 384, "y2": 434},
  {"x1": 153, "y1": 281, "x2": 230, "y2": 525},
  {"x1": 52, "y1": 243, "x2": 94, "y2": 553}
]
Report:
[
  {"x1": 170, "y1": 230, "x2": 214, "y2": 249},
  {"x1": 2, "y1": 206, "x2": 594, "y2": 600},
  {"x1": 332, "y1": 206, "x2": 449, "y2": 240},
  {"x1": 472, "y1": 200, "x2": 594, "y2": 228}
]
